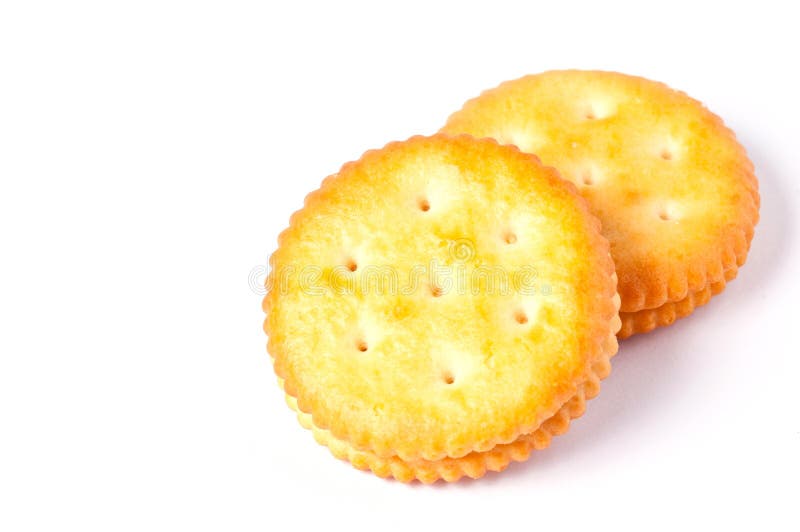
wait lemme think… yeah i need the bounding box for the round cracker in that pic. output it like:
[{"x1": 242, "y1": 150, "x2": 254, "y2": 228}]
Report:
[
  {"x1": 264, "y1": 134, "x2": 619, "y2": 462},
  {"x1": 441, "y1": 71, "x2": 759, "y2": 338}
]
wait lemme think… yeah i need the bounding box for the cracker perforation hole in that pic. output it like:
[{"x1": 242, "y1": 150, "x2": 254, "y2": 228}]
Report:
[
  {"x1": 514, "y1": 310, "x2": 529, "y2": 324},
  {"x1": 658, "y1": 209, "x2": 671, "y2": 221},
  {"x1": 356, "y1": 340, "x2": 368, "y2": 352},
  {"x1": 441, "y1": 370, "x2": 455, "y2": 385},
  {"x1": 345, "y1": 259, "x2": 358, "y2": 272},
  {"x1": 418, "y1": 197, "x2": 431, "y2": 212},
  {"x1": 583, "y1": 101, "x2": 614, "y2": 120},
  {"x1": 660, "y1": 149, "x2": 673, "y2": 161},
  {"x1": 430, "y1": 284, "x2": 443, "y2": 298},
  {"x1": 581, "y1": 170, "x2": 594, "y2": 185},
  {"x1": 503, "y1": 231, "x2": 517, "y2": 245}
]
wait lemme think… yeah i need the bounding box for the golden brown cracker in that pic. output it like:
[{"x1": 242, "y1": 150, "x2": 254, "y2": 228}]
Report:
[
  {"x1": 264, "y1": 134, "x2": 620, "y2": 465},
  {"x1": 441, "y1": 71, "x2": 759, "y2": 337}
]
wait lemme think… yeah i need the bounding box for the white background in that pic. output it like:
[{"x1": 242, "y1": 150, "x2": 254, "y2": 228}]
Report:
[{"x1": 1, "y1": 1, "x2": 798, "y2": 530}]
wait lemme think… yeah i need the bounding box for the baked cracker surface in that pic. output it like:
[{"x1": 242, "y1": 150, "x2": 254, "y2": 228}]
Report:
[
  {"x1": 441, "y1": 71, "x2": 759, "y2": 337},
  {"x1": 279, "y1": 323, "x2": 618, "y2": 483},
  {"x1": 264, "y1": 134, "x2": 619, "y2": 463}
]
